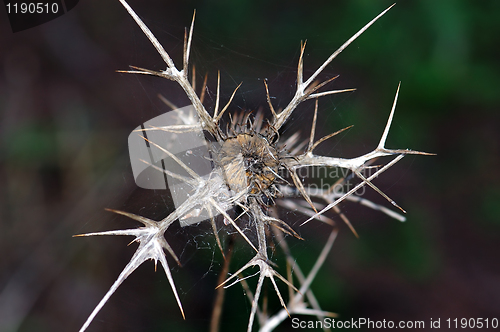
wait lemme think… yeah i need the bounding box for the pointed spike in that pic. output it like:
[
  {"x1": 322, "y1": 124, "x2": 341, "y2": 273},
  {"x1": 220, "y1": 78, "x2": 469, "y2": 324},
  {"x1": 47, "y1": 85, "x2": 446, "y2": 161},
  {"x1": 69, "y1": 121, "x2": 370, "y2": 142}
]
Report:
[
  {"x1": 191, "y1": 64, "x2": 196, "y2": 90},
  {"x1": 344, "y1": 192, "x2": 406, "y2": 222},
  {"x1": 199, "y1": 72, "x2": 208, "y2": 104},
  {"x1": 158, "y1": 236, "x2": 182, "y2": 266},
  {"x1": 378, "y1": 82, "x2": 400, "y2": 150},
  {"x1": 270, "y1": 218, "x2": 304, "y2": 240},
  {"x1": 278, "y1": 199, "x2": 335, "y2": 226},
  {"x1": 158, "y1": 246, "x2": 185, "y2": 319},
  {"x1": 271, "y1": 224, "x2": 303, "y2": 240},
  {"x1": 216, "y1": 82, "x2": 242, "y2": 122},
  {"x1": 105, "y1": 208, "x2": 157, "y2": 227},
  {"x1": 290, "y1": 170, "x2": 318, "y2": 213},
  {"x1": 304, "y1": 75, "x2": 339, "y2": 96},
  {"x1": 225, "y1": 270, "x2": 262, "y2": 290},
  {"x1": 216, "y1": 259, "x2": 257, "y2": 289},
  {"x1": 118, "y1": 0, "x2": 176, "y2": 68},
  {"x1": 383, "y1": 148, "x2": 436, "y2": 156},
  {"x1": 304, "y1": 4, "x2": 395, "y2": 87},
  {"x1": 117, "y1": 66, "x2": 175, "y2": 80},
  {"x1": 274, "y1": 4, "x2": 395, "y2": 131},
  {"x1": 333, "y1": 205, "x2": 359, "y2": 238},
  {"x1": 247, "y1": 274, "x2": 265, "y2": 332},
  {"x1": 272, "y1": 269, "x2": 300, "y2": 294},
  {"x1": 139, "y1": 135, "x2": 201, "y2": 180},
  {"x1": 209, "y1": 198, "x2": 258, "y2": 253},
  {"x1": 233, "y1": 203, "x2": 250, "y2": 223},
  {"x1": 214, "y1": 70, "x2": 221, "y2": 120},
  {"x1": 263, "y1": 79, "x2": 277, "y2": 120},
  {"x1": 157, "y1": 93, "x2": 178, "y2": 110},
  {"x1": 183, "y1": 28, "x2": 188, "y2": 74},
  {"x1": 269, "y1": 276, "x2": 290, "y2": 317},
  {"x1": 292, "y1": 307, "x2": 339, "y2": 318},
  {"x1": 307, "y1": 99, "x2": 319, "y2": 153},
  {"x1": 297, "y1": 40, "x2": 307, "y2": 85},
  {"x1": 311, "y1": 125, "x2": 353, "y2": 151},
  {"x1": 73, "y1": 229, "x2": 143, "y2": 238},
  {"x1": 119, "y1": 1, "x2": 216, "y2": 135},
  {"x1": 138, "y1": 158, "x2": 194, "y2": 184},
  {"x1": 306, "y1": 88, "x2": 356, "y2": 100},
  {"x1": 183, "y1": 10, "x2": 196, "y2": 76},
  {"x1": 302, "y1": 154, "x2": 405, "y2": 225},
  {"x1": 78, "y1": 241, "x2": 157, "y2": 332}
]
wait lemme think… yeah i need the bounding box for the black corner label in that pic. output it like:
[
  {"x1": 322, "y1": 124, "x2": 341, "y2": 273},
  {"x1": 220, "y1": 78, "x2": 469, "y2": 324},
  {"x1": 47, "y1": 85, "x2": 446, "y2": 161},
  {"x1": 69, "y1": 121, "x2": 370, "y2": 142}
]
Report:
[{"x1": 4, "y1": 0, "x2": 80, "y2": 32}]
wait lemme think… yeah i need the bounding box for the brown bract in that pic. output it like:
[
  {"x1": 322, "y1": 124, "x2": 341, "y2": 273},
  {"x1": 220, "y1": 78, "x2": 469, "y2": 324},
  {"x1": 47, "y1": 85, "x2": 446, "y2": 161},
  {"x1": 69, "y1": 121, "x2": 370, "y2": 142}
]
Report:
[{"x1": 219, "y1": 133, "x2": 279, "y2": 198}]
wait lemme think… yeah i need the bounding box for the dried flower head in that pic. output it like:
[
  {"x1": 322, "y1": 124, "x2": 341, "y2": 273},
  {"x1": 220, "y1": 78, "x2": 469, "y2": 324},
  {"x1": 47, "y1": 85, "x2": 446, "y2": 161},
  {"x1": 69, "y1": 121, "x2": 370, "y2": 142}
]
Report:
[{"x1": 75, "y1": 1, "x2": 433, "y2": 331}]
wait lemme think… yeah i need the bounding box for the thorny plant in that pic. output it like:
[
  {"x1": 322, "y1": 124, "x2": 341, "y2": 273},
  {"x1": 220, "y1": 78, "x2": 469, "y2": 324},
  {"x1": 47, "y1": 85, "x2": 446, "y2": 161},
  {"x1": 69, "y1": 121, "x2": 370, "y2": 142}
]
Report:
[{"x1": 75, "y1": 1, "x2": 433, "y2": 331}]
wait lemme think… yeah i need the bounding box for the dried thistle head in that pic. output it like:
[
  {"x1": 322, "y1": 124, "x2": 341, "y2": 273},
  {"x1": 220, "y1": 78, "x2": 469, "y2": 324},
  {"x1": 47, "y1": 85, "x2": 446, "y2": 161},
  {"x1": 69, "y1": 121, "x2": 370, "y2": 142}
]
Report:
[{"x1": 75, "y1": 1, "x2": 433, "y2": 331}]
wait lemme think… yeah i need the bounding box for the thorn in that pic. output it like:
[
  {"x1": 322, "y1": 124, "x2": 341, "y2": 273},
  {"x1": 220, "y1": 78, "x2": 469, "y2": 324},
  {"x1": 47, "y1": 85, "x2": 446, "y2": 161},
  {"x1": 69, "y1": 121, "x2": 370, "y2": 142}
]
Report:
[
  {"x1": 183, "y1": 10, "x2": 196, "y2": 75},
  {"x1": 216, "y1": 82, "x2": 242, "y2": 122},
  {"x1": 191, "y1": 64, "x2": 196, "y2": 90},
  {"x1": 214, "y1": 71, "x2": 221, "y2": 120},
  {"x1": 199, "y1": 72, "x2": 208, "y2": 104},
  {"x1": 297, "y1": 40, "x2": 307, "y2": 85},
  {"x1": 304, "y1": 3, "x2": 395, "y2": 88},
  {"x1": 307, "y1": 99, "x2": 319, "y2": 153},
  {"x1": 104, "y1": 208, "x2": 158, "y2": 228},
  {"x1": 263, "y1": 79, "x2": 277, "y2": 119},
  {"x1": 209, "y1": 198, "x2": 258, "y2": 253},
  {"x1": 302, "y1": 154, "x2": 405, "y2": 225},
  {"x1": 304, "y1": 75, "x2": 339, "y2": 97},
  {"x1": 290, "y1": 170, "x2": 317, "y2": 213},
  {"x1": 118, "y1": 0, "x2": 176, "y2": 68},
  {"x1": 353, "y1": 169, "x2": 406, "y2": 214},
  {"x1": 306, "y1": 88, "x2": 356, "y2": 100},
  {"x1": 157, "y1": 93, "x2": 178, "y2": 110},
  {"x1": 391, "y1": 200, "x2": 407, "y2": 213},
  {"x1": 333, "y1": 205, "x2": 360, "y2": 238},
  {"x1": 311, "y1": 125, "x2": 353, "y2": 152},
  {"x1": 378, "y1": 81, "x2": 400, "y2": 150}
]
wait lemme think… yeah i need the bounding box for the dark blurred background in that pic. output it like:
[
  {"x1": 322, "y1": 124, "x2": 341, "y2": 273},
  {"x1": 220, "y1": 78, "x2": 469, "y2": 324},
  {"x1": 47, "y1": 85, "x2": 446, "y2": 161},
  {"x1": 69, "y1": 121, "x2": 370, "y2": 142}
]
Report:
[{"x1": 1, "y1": 0, "x2": 499, "y2": 331}]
